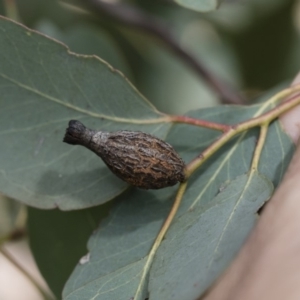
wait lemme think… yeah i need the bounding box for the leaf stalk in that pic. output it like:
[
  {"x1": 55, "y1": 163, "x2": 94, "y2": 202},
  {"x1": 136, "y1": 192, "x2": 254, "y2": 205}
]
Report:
[{"x1": 251, "y1": 124, "x2": 269, "y2": 171}]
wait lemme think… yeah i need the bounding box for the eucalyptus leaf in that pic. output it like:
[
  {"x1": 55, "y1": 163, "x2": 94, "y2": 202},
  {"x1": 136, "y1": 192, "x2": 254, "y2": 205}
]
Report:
[
  {"x1": 63, "y1": 104, "x2": 294, "y2": 299},
  {"x1": 149, "y1": 172, "x2": 273, "y2": 300},
  {"x1": 63, "y1": 188, "x2": 175, "y2": 300},
  {"x1": 0, "y1": 17, "x2": 170, "y2": 209}
]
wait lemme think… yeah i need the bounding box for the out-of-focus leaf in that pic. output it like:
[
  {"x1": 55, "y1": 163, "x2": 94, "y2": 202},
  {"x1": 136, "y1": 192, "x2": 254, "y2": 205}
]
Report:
[
  {"x1": 241, "y1": 0, "x2": 289, "y2": 16},
  {"x1": 120, "y1": 20, "x2": 241, "y2": 114},
  {"x1": 283, "y1": 32, "x2": 300, "y2": 79},
  {"x1": 295, "y1": 0, "x2": 300, "y2": 31},
  {"x1": 173, "y1": 0, "x2": 223, "y2": 12},
  {"x1": 220, "y1": 0, "x2": 295, "y2": 88},
  {"x1": 133, "y1": 36, "x2": 220, "y2": 114},
  {"x1": 174, "y1": 0, "x2": 287, "y2": 17},
  {"x1": 0, "y1": 17, "x2": 170, "y2": 210},
  {"x1": 34, "y1": 20, "x2": 64, "y2": 41},
  {"x1": 16, "y1": 0, "x2": 74, "y2": 27},
  {"x1": 285, "y1": 1, "x2": 300, "y2": 77},
  {"x1": 63, "y1": 104, "x2": 294, "y2": 300},
  {"x1": 181, "y1": 19, "x2": 241, "y2": 87},
  {"x1": 206, "y1": 0, "x2": 290, "y2": 33},
  {"x1": 149, "y1": 172, "x2": 273, "y2": 300},
  {"x1": 27, "y1": 203, "x2": 111, "y2": 299}
]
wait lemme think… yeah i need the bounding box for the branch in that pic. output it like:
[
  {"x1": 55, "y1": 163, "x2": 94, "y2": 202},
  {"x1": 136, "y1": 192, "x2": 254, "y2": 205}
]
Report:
[{"x1": 80, "y1": 0, "x2": 244, "y2": 105}]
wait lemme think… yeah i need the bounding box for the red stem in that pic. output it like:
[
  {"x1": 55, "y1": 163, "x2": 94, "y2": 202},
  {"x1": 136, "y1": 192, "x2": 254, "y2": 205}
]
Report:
[{"x1": 170, "y1": 115, "x2": 231, "y2": 132}]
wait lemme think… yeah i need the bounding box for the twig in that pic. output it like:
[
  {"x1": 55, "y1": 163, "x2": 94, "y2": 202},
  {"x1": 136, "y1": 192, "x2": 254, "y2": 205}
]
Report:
[
  {"x1": 80, "y1": 0, "x2": 244, "y2": 105},
  {"x1": 186, "y1": 86, "x2": 300, "y2": 176}
]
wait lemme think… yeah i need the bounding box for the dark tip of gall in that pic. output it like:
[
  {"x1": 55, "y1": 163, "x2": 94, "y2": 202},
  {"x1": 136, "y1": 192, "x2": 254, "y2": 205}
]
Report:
[{"x1": 63, "y1": 120, "x2": 86, "y2": 145}]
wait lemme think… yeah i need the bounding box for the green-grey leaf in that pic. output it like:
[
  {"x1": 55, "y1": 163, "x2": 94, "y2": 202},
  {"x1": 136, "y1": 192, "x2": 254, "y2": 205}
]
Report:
[
  {"x1": 149, "y1": 172, "x2": 273, "y2": 300},
  {"x1": 174, "y1": 0, "x2": 223, "y2": 12},
  {"x1": 63, "y1": 104, "x2": 294, "y2": 299},
  {"x1": 0, "y1": 17, "x2": 170, "y2": 209},
  {"x1": 62, "y1": 188, "x2": 174, "y2": 300}
]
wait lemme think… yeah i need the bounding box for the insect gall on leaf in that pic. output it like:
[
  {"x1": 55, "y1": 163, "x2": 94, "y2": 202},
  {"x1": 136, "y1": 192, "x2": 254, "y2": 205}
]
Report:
[{"x1": 63, "y1": 120, "x2": 186, "y2": 189}]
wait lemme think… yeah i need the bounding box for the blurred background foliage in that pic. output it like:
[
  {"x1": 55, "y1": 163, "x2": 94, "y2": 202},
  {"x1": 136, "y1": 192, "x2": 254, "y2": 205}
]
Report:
[
  {"x1": 1, "y1": 0, "x2": 299, "y2": 114},
  {"x1": 0, "y1": 0, "x2": 299, "y2": 298}
]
